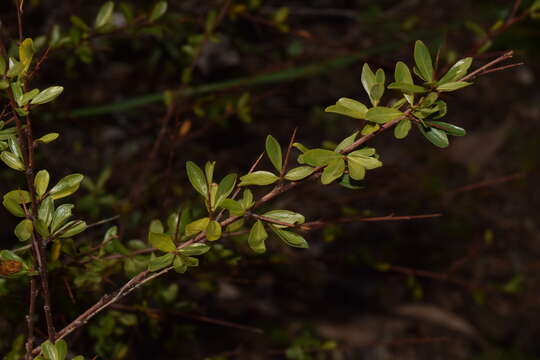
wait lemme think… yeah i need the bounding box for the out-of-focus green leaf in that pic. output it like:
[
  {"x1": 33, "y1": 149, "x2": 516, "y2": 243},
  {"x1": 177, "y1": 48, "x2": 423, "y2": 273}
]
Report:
[
  {"x1": 30, "y1": 86, "x2": 64, "y2": 105},
  {"x1": 149, "y1": 1, "x2": 168, "y2": 22},
  {"x1": 49, "y1": 174, "x2": 84, "y2": 200},
  {"x1": 37, "y1": 133, "x2": 59, "y2": 144},
  {"x1": 394, "y1": 119, "x2": 412, "y2": 139},
  {"x1": 186, "y1": 161, "x2": 208, "y2": 198},
  {"x1": 248, "y1": 220, "x2": 267, "y2": 253},
  {"x1": 185, "y1": 217, "x2": 210, "y2": 236},
  {"x1": 172, "y1": 255, "x2": 187, "y2": 273},
  {"x1": 239, "y1": 171, "x2": 278, "y2": 186},
  {"x1": 387, "y1": 82, "x2": 426, "y2": 93},
  {"x1": 58, "y1": 220, "x2": 87, "y2": 238},
  {"x1": 321, "y1": 158, "x2": 345, "y2": 184},
  {"x1": 414, "y1": 40, "x2": 434, "y2": 82},
  {"x1": 265, "y1": 135, "x2": 282, "y2": 172},
  {"x1": 365, "y1": 107, "x2": 404, "y2": 124},
  {"x1": 94, "y1": 1, "x2": 114, "y2": 29},
  {"x1": 14, "y1": 219, "x2": 33, "y2": 242}
]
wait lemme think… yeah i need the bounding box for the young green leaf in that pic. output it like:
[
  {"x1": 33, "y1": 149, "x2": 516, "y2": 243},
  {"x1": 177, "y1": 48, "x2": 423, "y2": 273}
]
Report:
[
  {"x1": 263, "y1": 210, "x2": 305, "y2": 228},
  {"x1": 41, "y1": 341, "x2": 59, "y2": 360},
  {"x1": 438, "y1": 57, "x2": 473, "y2": 84},
  {"x1": 30, "y1": 86, "x2": 64, "y2": 105},
  {"x1": 37, "y1": 133, "x2": 60, "y2": 144},
  {"x1": 248, "y1": 220, "x2": 268, "y2": 253},
  {"x1": 34, "y1": 218, "x2": 50, "y2": 237},
  {"x1": 185, "y1": 217, "x2": 210, "y2": 236},
  {"x1": 173, "y1": 255, "x2": 187, "y2": 274},
  {"x1": 206, "y1": 220, "x2": 222, "y2": 241},
  {"x1": 14, "y1": 219, "x2": 33, "y2": 242},
  {"x1": 394, "y1": 119, "x2": 412, "y2": 139},
  {"x1": 149, "y1": 219, "x2": 164, "y2": 234},
  {"x1": 436, "y1": 81, "x2": 472, "y2": 92},
  {"x1": 387, "y1": 82, "x2": 426, "y2": 93},
  {"x1": 51, "y1": 204, "x2": 74, "y2": 233},
  {"x1": 58, "y1": 220, "x2": 87, "y2": 238},
  {"x1": 95, "y1": 1, "x2": 114, "y2": 29},
  {"x1": 284, "y1": 166, "x2": 315, "y2": 181},
  {"x1": 321, "y1": 158, "x2": 345, "y2": 185},
  {"x1": 38, "y1": 196, "x2": 54, "y2": 227},
  {"x1": 186, "y1": 161, "x2": 208, "y2": 198},
  {"x1": 365, "y1": 107, "x2": 404, "y2": 124},
  {"x1": 347, "y1": 157, "x2": 366, "y2": 180},
  {"x1": 20, "y1": 89, "x2": 40, "y2": 106},
  {"x1": 265, "y1": 135, "x2": 283, "y2": 172},
  {"x1": 2, "y1": 198, "x2": 25, "y2": 217},
  {"x1": 179, "y1": 243, "x2": 210, "y2": 256},
  {"x1": 361, "y1": 123, "x2": 380, "y2": 135},
  {"x1": 7, "y1": 57, "x2": 23, "y2": 78},
  {"x1": 1, "y1": 151, "x2": 25, "y2": 171},
  {"x1": 418, "y1": 124, "x2": 449, "y2": 148},
  {"x1": 324, "y1": 98, "x2": 367, "y2": 119},
  {"x1": 49, "y1": 174, "x2": 84, "y2": 200},
  {"x1": 361, "y1": 63, "x2": 376, "y2": 102},
  {"x1": 334, "y1": 131, "x2": 358, "y2": 153},
  {"x1": 149, "y1": 232, "x2": 176, "y2": 252},
  {"x1": 35, "y1": 170, "x2": 50, "y2": 197},
  {"x1": 204, "y1": 161, "x2": 215, "y2": 185},
  {"x1": 270, "y1": 226, "x2": 309, "y2": 248},
  {"x1": 55, "y1": 340, "x2": 68, "y2": 360},
  {"x1": 239, "y1": 189, "x2": 254, "y2": 209},
  {"x1": 148, "y1": 253, "x2": 174, "y2": 272},
  {"x1": 4, "y1": 190, "x2": 32, "y2": 204},
  {"x1": 414, "y1": 40, "x2": 434, "y2": 82},
  {"x1": 299, "y1": 148, "x2": 340, "y2": 166},
  {"x1": 215, "y1": 173, "x2": 237, "y2": 208},
  {"x1": 239, "y1": 171, "x2": 279, "y2": 186},
  {"x1": 220, "y1": 198, "x2": 245, "y2": 216},
  {"x1": 149, "y1": 1, "x2": 168, "y2": 22}
]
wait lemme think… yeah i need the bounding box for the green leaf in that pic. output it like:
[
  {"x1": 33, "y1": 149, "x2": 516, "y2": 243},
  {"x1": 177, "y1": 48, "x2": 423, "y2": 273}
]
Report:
[
  {"x1": 179, "y1": 243, "x2": 210, "y2": 256},
  {"x1": 51, "y1": 204, "x2": 74, "y2": 233},
  {"x1": 348, "y1": 151, "x2": 382, "y2": 169},
  {"x1": 414, "y1": 40, "x2": 434, "y2": 82},
  {"x1": 347, "y1": 157, "x2": 366, "y2": 180},
  {"x1": 3, "y1": 198, "x2": 25, "y2": 217},
  {"x1": 7, "y1": 57, "x2": 23, "y2": 78},
  {"x1": 95, "y1": 1, "x2": 114, "y2": 29},
  {"x1": 20, "y1": 89, "x2": 40, "y2": 106},
  {"x1": 395, "y1": 61, "x2": 413, "y2": 84},
  {"x1": 38, "y1": 196, "x2": 54, "y2": 227},
  {"x1": 185, "y1": 217, "x2": 210, "y2": 236},
  {"x1": 299, "y1": 148, "x2": 340, "y2": 166},
  {"x1": 4, "y1": 190, "x2": 31, "y2": 204},
  {"x1": 58, "y1": 220, "x2": 87, "y2": 238},
  {"x1": 14, "y1": 219, "x2": 33, "y2": 242},
  {"x1": 321, "y1": 158, "x2": 345, "y2": 185},
  {"x1": 172, "y1": 255, "x2": 187, "y2": 273},
  {"x1": 284, "y1": 166, "x2": 315, "y2": 181},
  {"x1": 436, "y1": 81, "x2": 472, "y2": 92},
  {"x1": 365, "y1": 107, "x2": 404, "y2": 124},
  {"x1": 424, "y1": 121, "x2": 466, "y2": 136},
  {"x1": 361, "y1": 123, "x2": 380, "y2": 135},
  {"x1": 204, "y1": 161, "x2": 215, "y2": 185},
  {"x1": 220, "y1": 198, "x2": 245, "y2": 216},
  {"x1": 35, "y1": 170, "x2": 50, "y2": 197},
  {"x1": 265, "y1": 135, "x2": 283, "y2": 172},
  {"x1": 186, "y1": 161, "x2": 208, "y2": 198},
  {"x1": 334, "y1": 131, "x2": 358, "y2": 153},
  {"x1": 149, "y1": 232, "x2": 176, "y2": 252},
  {"x1": 206, "y1": 220, "x2": 222, "y2": 241},
  {"x1": 248, "y1": 220, "x2": 267, "y2": 253},
  {"x1": 239, "y1": 189, "x2": 254, "y2": 210},
  {"x1": 418, "y1": 124, "x2": 449, "y2": 148},
  {"x1": 70, "y1": 15, "x2": 90, "y2": 31},
  {"x1": 149, "y1": 219, "x2": 164, "y2": 234},
  {"x1": 19, "y1": 38, "x2": 35, "y2": 66},
  {"x1": 149, "y1": 1, "x2": 168, "y2": 22},
  {"x1": 361, "y1": 63, "x2": 376, "y2": 104},
  {"x1": 36, "y1": 133, "x2": 60, "y2": 144},
  {"x1": 263, "y1": 210, "x2": 305, "y2": 228},
  {"x1": 387, "y1": 82, "x2": 426, "y2": 93},
  {"x1": 34, "y1": 219, "x2": 49, "y2": 237},
  {"x1": 0, "y1": 56, "x2": 5, "y2": 75},
  {"x1": 394, "y1": 119, "x2": 412, "y2": 139},
  {"x1": 41, "y1": 341, "x2": 59, "y2": 360},
  {"x1": 325, "y1": 98, "x2": 367, "y2": 119},
  {"x1": 148, "y1": 253, "x2": 174, "y2": 272},
  {"x1": 30, "y1": 86, "x2": 64, "y2": 105},
  {"x1": 239, "y1": 171, "x2": 279, "y2": 186},
  {"x1": 438, "y1": 57, "x2": 473, "y2": 84},
  {"x1": 8, "y1": 137, "x2": 22, "y2": 160},
  {"x1": 55, "y1": 340, "x2": 67, "y2": 360},
  {"x1": 49, "y1": 174, "x2": 84, "y2": 200},
  {"x1": 215, "y1": 173, "x2": 237, "y2": 208},
  {"x1": 1, "y1": 151, "x2": 25, "y2": 171},
  {"x1": 270, "y1": 226, "x2": 309, "y2": 248}
]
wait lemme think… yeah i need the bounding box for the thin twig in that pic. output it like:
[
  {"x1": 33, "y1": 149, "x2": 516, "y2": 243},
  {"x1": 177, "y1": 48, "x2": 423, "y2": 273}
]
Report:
[{"x1": 24, "y1": 277, "x2": 38, "y2": 360}]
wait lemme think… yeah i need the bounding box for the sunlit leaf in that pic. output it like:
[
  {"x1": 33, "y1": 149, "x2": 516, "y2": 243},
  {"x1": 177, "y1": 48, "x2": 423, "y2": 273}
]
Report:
[
  {"x1": 186, "y1": 161, "x2": 208, "y2": 198},
  {"x1": 270, "y1": 226, "x2": 308, "y2": 248},
  {"x1": 321, "y1": 158, "x2": 345, "y2": 185},
  {"x1": 265, "y1": 135, "x2": 282, "y2": 172},
  {"x1": 30, "y1": 86, "x2": 64, "y2": 105},
  {"x1": 365, "y1": 107, "x2": 404, "y2": 124},
  {"x1": 94, "y1": 1, "x2": 114, "y2": 29},
  {"x1": 14, "y1": 219, "x2": 33, "y2": 242},
  {"x1": 248, "y1": 220, "x2": 267, "y2": 253},
  {"x1": 436, "y1": 81, "x2": 472, "y2": 92},
  {"x1": 149, "y1": 232, "x2": 176, "y2": 252},
  {"x1": 239, "y1": 171, "x2": 279, "y2": 186},
  {"x1": 438, "y1": 57, "x2": 473, "y2": 84},
  {"x1": 49, "y1": 174, "x2": 84, "y2": 200},
  {"x1": 284, "y1": 166, "x2": 315, "y2": 181},
  {"x1": 414, "y1": 40, "x2": 434, "y2": 82},
  {"x1": 206, "y1": 220, "x2": 222, "y2": 241},
  {"x1": 179, "y1": 243, "x2": 210, "y2": 256},
  {"x1": 394, "y1": 119, "x2": 412, "y2": 139}
]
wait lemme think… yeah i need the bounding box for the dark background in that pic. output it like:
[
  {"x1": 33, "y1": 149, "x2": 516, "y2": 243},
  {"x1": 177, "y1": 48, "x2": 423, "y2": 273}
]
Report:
[{"x1": 1, "y1": 0, "x2": 540, "y2": 359}]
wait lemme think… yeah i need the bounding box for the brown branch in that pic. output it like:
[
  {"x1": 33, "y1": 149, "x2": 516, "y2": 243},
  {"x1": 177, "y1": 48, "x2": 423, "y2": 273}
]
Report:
[
  {"x1": 460, "y1": 51, "x2": 514, "y2": 82},
  {"x1": 302, "y1": 213, "x2": 442, "y2": 231},
  {"x1": 280, "y1": 127, "x2": 298, "y2": 177},
  {"x1": 24, "y1": 277, "x2": 38, "y2": 360}
]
